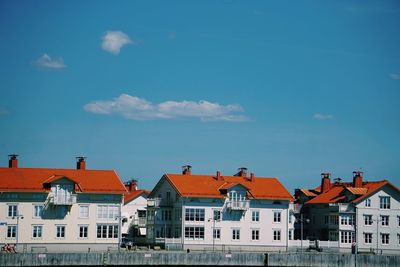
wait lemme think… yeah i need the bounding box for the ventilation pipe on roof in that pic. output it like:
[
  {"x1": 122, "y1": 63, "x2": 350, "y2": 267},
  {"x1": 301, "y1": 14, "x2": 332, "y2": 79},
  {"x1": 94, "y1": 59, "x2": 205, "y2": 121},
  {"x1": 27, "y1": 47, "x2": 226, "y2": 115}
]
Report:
[
  {"x1": 8, "y1": 154, "x2": 18, "y2": 168},
  {"x1": 76, "y1": 156, "x2": 86, "y2": 170},
  {"x1": 182, "y1": 165, "x2": 192, "y2": 175},
  {"x1": 353, "y1": 171, "x2": 363, "y2": 188},
  {"x1": 249, "y1": 172, "x2": 254, "y2": 181},
  {"x1": 321, "y1": 172, "x2": 331, "y2": 193}
]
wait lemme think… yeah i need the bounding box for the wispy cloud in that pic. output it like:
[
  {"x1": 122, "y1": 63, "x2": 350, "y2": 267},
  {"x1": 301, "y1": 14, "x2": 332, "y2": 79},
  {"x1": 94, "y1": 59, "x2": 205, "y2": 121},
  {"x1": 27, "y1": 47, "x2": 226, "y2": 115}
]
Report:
[
  {"x1": 101, "y1": 31, "x2": 133, "y2": 55},
  {"x1": 84, "y1": 94, "x2": 248, "y2": 122},
  {"x1": 313, "y1": 113, "x2": 334, "y2": 120},
  {"x1": 389, "y1": 72, "x2": 400, "y2": 80},
  {"x1": 35, "y1": 54, "x2": 66, "y2": 69}
]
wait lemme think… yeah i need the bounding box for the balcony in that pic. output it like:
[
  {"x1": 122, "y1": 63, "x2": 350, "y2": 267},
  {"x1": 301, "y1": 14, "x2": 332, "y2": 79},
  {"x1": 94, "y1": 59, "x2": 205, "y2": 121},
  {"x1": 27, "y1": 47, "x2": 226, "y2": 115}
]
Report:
[
  {"x1": 147, "y1": 198, "x2": 161, "y2": 208},
  {"x1": 329, "y1": 203, "x2": 354, "y2": 213},
  {"x1": 226, "y1": 199, "x2": 250, "y2": 211},
  {"x1": 49, "y1": 193, "x2": 77, "y2": 205},
  {"x1": 133, "y1": 217, "x2": 147, "y2": 227}
]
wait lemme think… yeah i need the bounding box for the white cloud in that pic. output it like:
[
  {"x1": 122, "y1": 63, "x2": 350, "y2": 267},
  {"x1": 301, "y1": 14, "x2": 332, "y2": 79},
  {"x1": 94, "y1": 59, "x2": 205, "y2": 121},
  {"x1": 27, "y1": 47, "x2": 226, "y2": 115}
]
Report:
[
  {"x1": 84, "y1": 94, "x2": 248, "y2": 122},
  {"x1": 35, "y1": 54, "x2": 66, "y2": 69},
  {"x1": 101, "y1": 31, "x2": 133, "y2": 55},
  {"x1": 389, "y1": 72, "x2": 400, "y2": 80},
  {"x1": 313, "y1": 113, "x2": 334, "y2": 120}
]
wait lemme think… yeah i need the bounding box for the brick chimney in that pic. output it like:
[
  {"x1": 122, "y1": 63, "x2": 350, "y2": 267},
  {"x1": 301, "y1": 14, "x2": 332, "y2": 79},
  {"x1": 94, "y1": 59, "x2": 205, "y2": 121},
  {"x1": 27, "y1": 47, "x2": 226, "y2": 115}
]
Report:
[
  {"x1": 249, "y1": 172, "x2": 254, "y2": 181},
  {"x1": 126, "y1": 180, "x2": 137, "y2": 192},
  {"x1": 8, "y1": 154, "x2": 18, "y2": 168},
  {"x1": 321, "y1": 172, "x2": 331, "y2": 193},
  {"x1": 353, "y1": 171, "x2": 363, "y2": 188},
  {"x1": 215, "y1": 170, "x2": 224, "y2": 181},
  {"x1": 182, "y1": 165, "x2": 192, "y2": 175},
  {"x1": 76, "y1": 156, "x2": 86, "y2": 170},
  {"x1": 237, "y1": 167, "x2": 247, "y2": 178}
]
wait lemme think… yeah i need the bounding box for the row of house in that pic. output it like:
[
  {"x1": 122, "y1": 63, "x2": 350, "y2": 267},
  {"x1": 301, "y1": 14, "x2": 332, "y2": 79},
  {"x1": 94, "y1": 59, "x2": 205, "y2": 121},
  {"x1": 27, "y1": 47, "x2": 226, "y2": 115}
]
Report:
[{"x1": 0, "y1": 155, "x2": 399, "y2": 254}]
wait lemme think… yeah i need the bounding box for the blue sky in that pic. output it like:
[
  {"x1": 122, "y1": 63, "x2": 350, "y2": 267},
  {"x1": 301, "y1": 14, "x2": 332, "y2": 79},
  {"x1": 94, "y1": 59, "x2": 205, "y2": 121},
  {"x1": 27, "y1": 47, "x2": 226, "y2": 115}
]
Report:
[{"x1": 0, "y1": 0, "x2": 399, "y2": 193}]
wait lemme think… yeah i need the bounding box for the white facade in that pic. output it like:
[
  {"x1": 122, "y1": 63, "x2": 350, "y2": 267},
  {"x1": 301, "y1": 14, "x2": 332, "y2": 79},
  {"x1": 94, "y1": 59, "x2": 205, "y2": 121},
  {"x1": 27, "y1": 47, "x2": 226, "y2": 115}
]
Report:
[
  {"x1": 147, "y1": 176, "x2": 295, "y2": 252},
  {"x1": 355, "y1": 185, "x2": 400, "y2": 255},
  {"x1": 121, "y1": 194, "x2": 148, "y2": 244},
  {"x1": 0, "y1": 178, "x2": 123, "y2": 253}
]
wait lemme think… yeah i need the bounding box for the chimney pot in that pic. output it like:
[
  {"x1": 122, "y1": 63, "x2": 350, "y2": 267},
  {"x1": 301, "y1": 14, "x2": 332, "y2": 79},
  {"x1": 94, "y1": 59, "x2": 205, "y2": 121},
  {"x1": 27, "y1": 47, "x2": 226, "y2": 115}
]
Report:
[
  {"x1": 182, "y1": 165, "x2": 192, "y2": 175},
  {"x1": 250, "y1": 172, "x2": 254, "y2": 181},
  {"x1": 352, "y1": 171, "x2": 363, "y2": 187},
  {"x1": 238, "y1": 167, "x2": 247, "y2": 178},
  {"x1": 76, "y1": 156, "x2": 86, "y2": 170},
  {"x1": 8, "y1": 154, "x2": 18, "y2": 168},
  {"x1": 320, "y1": 172, "x2": 331, "y2": 193},
  {"x1": 215, "y1": 170, "x2": 223, "y2": 181}
]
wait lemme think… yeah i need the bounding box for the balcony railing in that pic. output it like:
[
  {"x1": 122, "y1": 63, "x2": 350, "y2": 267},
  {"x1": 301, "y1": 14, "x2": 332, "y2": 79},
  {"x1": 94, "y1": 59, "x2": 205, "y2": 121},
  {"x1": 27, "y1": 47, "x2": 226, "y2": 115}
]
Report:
[
  {"x1": 49, "y1": 193, "x2": 77, "y2": 205},
  {"x1": 133, "y1": 217, "x2": 147, "y2": 227},
  {"x1": 147, "y1": 198, "x2": 161, "y2": 208},
  {"x1": 226, "y1": 199, "x2": 250, "y2": 211}
]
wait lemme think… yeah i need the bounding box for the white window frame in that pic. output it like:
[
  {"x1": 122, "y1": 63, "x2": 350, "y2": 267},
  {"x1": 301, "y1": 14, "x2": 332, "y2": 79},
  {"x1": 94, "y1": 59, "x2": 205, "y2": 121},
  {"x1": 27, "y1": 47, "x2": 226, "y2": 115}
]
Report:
[
  {"x1": 213, "y1": 228, "x2": 221, "y2": 240},
  {"x1": 6, "y1": 225, "x2": 17, "y2": 239},
  {"x1": 364, "y1": 233, "x2": 372, "y2": 244},
  {"x1": 32, "y1": 225, "x2": 43, "y2": 239},
  {"x1": 381, "y1": 215, "x2": 389, "y2": 226},
  {"x1": 213, "y1": 210, "x2": 221, "y2": 221},
  {"x1": 381, "y1": 233, "x2": 389, "y2": 245},
  {"x1": 364, "y1": 215, "x2": 373, "y2": 226},
  {"x1": 79, "y1": 205, "x2": 89, "y2": 219},
  {"x1": 251, "y1": 229, "x2": 260, "y2": 241},
  {"x1": 33, "y1": 205, "x2": 44, "y2": 219},
  {"x1": 56, "y1": 225, "x2": 66, "y2": 238},
  {"x1": 79, "y1": 225, "x2": 89, "y2": 239},
  {"x1": 96, "y1": 205, "x2": 119, "y2": 220},
  {"x1": 379, "y1": 196, "x2": 390, "y2": 209},
  {"x1": 252, "y1": 211, "x2": 260, "y2": 222},
  {"x1": 273, "y1": 229, "x2": 281, "y2": 241},
  {"x1": 7, "y1": 204, "x2": 18, "y2": 218},
  {"x1": 97, "y1": 224, "x2": 119, "y2": 239},
  {"x1": 365, "y1": 198, "x2": 371, "y2": 207},
  {"x1": 273, "y1": 211, "x2": 281, "y2": 223},
  {"x1": 232, "y1": 228, "x2": 240, "y2": 240}
]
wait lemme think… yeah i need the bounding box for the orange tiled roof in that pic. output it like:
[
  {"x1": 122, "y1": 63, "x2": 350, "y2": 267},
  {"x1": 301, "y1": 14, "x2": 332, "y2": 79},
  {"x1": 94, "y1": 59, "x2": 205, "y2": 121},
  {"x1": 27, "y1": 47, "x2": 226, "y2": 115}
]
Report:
[
  {"x1": 306, "y1": 181, "x2": 391, "y2": 204},
  {"x1": 124, "y1": 189, "x2": 150, "y2": 204},
  {"x1": 0, "y1": 167, "x2": 127, "y2": 194},
  {"x1": 162, "y1": 173, "x2": 294, "y2": 201},
  {"x1": 299, "y1": 189, "x2": 318, "y2": 197}
]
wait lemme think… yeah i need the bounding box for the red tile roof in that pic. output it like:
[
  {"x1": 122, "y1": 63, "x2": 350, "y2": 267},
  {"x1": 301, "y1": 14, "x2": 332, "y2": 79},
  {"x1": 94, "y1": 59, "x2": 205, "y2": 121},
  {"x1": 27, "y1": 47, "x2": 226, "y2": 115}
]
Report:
[
  {"x1": 305, "y1": 180, "x2": 393, "y2": 204},
  {"x1": 124, "y1": 189, "x2": 150, "y2": 204},
  {"x1": 0, "y1": 167, "x2": 127, "y2": 194},
  {"x1": 161, "y1": 173, "x2": 294, "y2": 201}
]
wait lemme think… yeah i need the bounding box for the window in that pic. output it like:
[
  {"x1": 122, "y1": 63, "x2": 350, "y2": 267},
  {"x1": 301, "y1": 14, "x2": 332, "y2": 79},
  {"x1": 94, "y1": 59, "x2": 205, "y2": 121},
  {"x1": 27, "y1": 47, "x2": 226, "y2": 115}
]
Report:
[
  {"x1": 274, "y1": 211, "x2": 281, "y2": 223},
  {"x1": 340, "y1": 215, "x2": 354, "y2": 225},
  {"x1": 33, "y1": 205, "x2": 43, "y2": 218},
  {"x1": 365, "y1": 198, "x2": 371, "y2": 207},
  {"x1": 166, "y1": 191, "x2": 171, "y2": 202},
  {"x1": 330, "y1": 215, "x2": 339, "y2": 225},
  {"x1": 381, "y1": 215, "x2": 389, "y2": 226},
  {"x1": 232, "y1": 229, "x2": 240, "y2": 240},
  {"x1": 56, "y1": 225, "x2": 65, "y2": 238},
  {"x1": 364, "y1": 215, "x2": 373, "y2": 226},
  {"x1": 398, "y1": 234, "x2": 400, "y2": 245},
  {"x1": 161, "y1": 210, "x2": 172, "y2": 221},
  {"x1": 79, "y1": 205, "x2": 89, "y2": 218},
  {"x1": 97, "y1": 205, "x2": 119, "y2": 220},
  {"x1": 398, "y1": 216, "x2": 400, "y2": 227},
  {"x1": 96, "y1": 224, "x2": 119, "y2": 238},
  {"x1": 289, "y1": 230, "x2": 293, "y2": 240},
  {"x1": 273, "y1": 230, "x2": 281, "y2": 241},
  {"x1": 32, "y1": 225, "x2": 43, "y2": 238},
  {"x1": 380, "y1": 197, "x2": 390, "y2": 209},
  {"x1": 340, "y1": 231, "x2": 354, "y2": 244},
  {"x1": 381, "y1": 233, "x2": 389, "y2": 245},
  {"x1": 252, "y1": 229, "x2": 259, "y2": 240},
  {"x1": 184, "y1": 227, "x2": 204, "y2": 239},
  {"x1": 252, "y1": 211, "x2": 259, "y2": 222},
  {"x1": 329, "y1": 231, "x2": 338, "y2": 241},
  {"x1": 79, "y1": 225, "x2": 88, "y2": 238},
  {"x1": 8, "y1": 204, "x2": 18, "y2": 217},
  {"x1": 184, "y1": 208, "x2": 205, "y2": 221},
  {"x1": 213, "y1": 210, "x2": 221, "y2": 221},
  {"x1": 213, "y1": 228, "x2": 221, "y2": 239},
  {"x1": 364, "y1": 233, "x2": 372, "y2": 244},
  {"x1": 7, "y1": 226, "x2": 17, "y2": 238}
]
